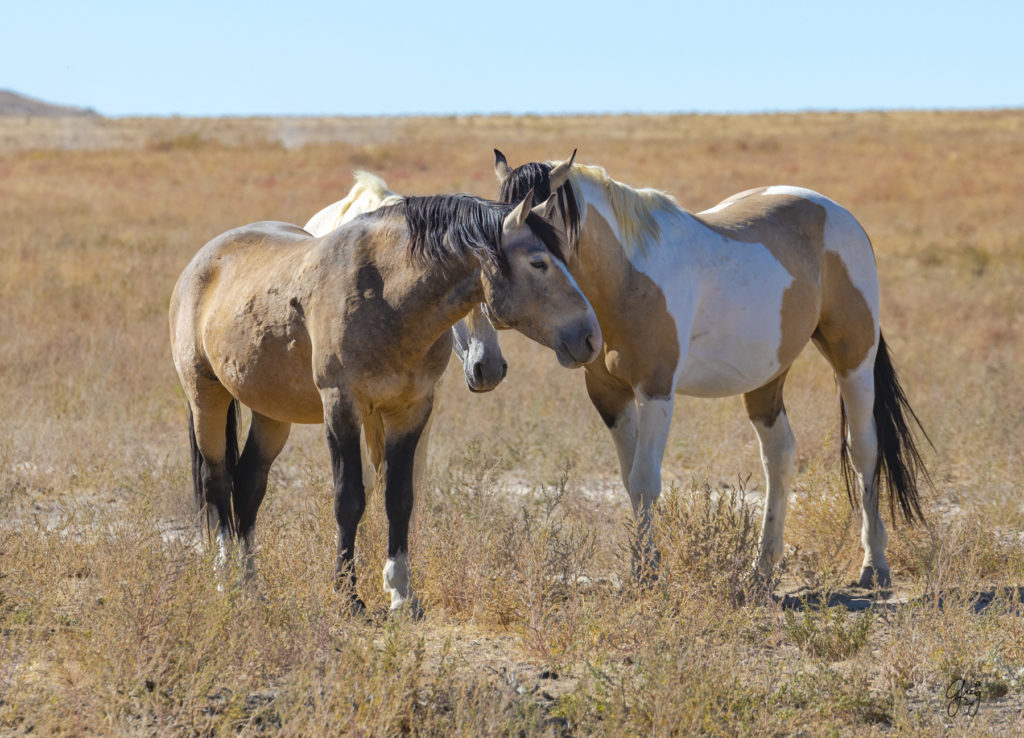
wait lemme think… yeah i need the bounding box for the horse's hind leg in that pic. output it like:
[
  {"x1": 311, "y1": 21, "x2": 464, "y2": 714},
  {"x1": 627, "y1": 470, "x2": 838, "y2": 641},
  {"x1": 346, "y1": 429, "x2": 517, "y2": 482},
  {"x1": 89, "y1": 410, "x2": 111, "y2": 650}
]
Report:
[
  {"x1": 233, "y1": 412, "x2": 291, "y2": 580},
  {"x1": 813, "y1": 327, "x2": 890, "y2": 587},
  {"x1": 321, "y1": 388, "x2": 367, "y2": 613},
  {"x1": 188, "y1": 381, "x2": 238, "y2": 564},
  {"x1": 742, "y1": 371, "x2": 796, "y2": 579},
  {"x1": 835, "y1": 358, "x2": 890, "y2": 587}
]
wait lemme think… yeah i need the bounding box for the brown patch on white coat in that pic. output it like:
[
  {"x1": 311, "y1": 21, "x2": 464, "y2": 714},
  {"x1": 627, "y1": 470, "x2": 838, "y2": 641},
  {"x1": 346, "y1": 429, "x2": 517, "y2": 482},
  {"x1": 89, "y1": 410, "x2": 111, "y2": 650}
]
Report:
[{"x1": 696, "y1": 187, "x2": 876, "y2": 376}]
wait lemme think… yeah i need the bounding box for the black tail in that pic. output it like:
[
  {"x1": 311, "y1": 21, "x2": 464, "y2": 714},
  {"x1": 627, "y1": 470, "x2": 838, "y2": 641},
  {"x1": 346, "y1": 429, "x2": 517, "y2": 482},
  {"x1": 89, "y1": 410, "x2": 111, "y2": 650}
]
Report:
[
  {"x1": 840, "y1": 332, "x2": 931, "y2": 523},
  {"x1": 187, "y1": 400, "x2": 241, "y2": 534}
]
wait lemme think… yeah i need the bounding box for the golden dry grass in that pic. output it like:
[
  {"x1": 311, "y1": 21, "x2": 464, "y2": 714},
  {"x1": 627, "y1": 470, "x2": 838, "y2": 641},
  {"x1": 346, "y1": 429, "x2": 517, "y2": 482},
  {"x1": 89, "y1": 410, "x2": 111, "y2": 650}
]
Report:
[{"x1": 2, "y1": 110, "x2": 1024, "y2": 734}]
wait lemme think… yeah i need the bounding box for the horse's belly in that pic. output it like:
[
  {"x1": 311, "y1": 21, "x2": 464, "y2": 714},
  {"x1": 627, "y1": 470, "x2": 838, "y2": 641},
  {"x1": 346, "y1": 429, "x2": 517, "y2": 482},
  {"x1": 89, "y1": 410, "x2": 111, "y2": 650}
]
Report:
[
  {"x1": 674, "y1": 347, "x2": 785, "y2": 397},
  {"x1": 674, "y1": 321, "x2": 795, "y2": 398},
  {"x1": 208, "y1": 329, "x2": 324, "y2": 424},
  {"x1": 671, "y1": 258, "x2": 815, "y2": 397},
  {"x1": 228, "y1": 371, "x2": 323, "y2": 424}
]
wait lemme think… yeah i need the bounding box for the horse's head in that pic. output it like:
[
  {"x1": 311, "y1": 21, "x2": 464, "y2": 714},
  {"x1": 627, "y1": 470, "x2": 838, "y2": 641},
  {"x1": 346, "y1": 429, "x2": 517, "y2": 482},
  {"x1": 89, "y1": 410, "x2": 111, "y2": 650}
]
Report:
[
  {"x1": 481, "y1": 191, "x2": 601, "y2": 368},
  {"x1": 451, "y1": 305, "x2": 507, "y2": 392},
  {"x1": 494, "y1": 149, "x2": 580, "y2": 256}
]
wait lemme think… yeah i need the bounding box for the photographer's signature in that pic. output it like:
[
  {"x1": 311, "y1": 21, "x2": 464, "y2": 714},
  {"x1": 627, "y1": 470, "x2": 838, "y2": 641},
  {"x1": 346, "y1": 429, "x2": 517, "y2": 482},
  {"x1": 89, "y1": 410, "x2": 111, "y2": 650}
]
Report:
[{"x1": 945, "y1": 677, "x2": 981, "y2": 717}]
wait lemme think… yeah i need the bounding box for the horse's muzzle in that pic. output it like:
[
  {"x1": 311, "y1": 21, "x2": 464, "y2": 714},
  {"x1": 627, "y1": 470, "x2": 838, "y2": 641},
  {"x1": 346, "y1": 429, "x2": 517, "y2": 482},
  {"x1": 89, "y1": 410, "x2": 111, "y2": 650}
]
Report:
[{"x1": 555, "y1": 319, "x2": 602, "y2": 368}]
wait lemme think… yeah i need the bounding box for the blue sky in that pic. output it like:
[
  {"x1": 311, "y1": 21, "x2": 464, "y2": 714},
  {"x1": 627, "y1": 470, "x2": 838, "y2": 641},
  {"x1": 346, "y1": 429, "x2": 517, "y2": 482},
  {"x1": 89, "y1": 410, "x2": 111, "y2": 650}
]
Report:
[{"x1": 4, "y1": 1, "x2": 1022, "y2": 117}]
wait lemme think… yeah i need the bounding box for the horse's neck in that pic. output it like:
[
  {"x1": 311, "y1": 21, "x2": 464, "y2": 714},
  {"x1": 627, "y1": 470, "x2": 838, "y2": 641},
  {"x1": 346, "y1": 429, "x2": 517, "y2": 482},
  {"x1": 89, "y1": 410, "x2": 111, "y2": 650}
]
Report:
[
  {"x1": 385, "y1": 252, "x2": 484, "y2": 340},
  {"x1": 569, "y1": 202, "x2": 629, "y2": 315},
  {"x1": 568, "y1": 180, "x2": 645, "y2": 303},
  {"x1": 569, "y1": 187, "x2": 696, "y2": 327}
]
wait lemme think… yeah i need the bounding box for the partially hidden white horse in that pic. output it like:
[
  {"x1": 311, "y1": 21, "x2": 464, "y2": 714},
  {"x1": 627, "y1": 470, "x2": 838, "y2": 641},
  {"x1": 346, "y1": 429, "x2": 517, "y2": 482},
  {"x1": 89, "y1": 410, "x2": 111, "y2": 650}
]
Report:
[
  {"x1": 494, "y1": 151, "x2": 930, "y2": 588},
  {"x1": 305, "y1": 171, "x2": 507, "y2": 393}
]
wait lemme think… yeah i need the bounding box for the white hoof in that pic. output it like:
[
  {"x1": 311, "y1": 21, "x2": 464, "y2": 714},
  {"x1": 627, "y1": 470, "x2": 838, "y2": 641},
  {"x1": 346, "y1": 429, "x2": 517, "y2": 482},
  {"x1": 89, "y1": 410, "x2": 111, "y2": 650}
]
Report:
[{"x1": 383, "y1": 553, "x2": 416, "y2": 612}]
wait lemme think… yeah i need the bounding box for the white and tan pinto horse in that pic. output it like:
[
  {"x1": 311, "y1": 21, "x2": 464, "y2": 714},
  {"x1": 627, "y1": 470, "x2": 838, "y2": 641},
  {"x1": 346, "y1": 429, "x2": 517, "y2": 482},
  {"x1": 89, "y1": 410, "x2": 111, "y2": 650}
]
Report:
[
  {"x1": 304, "y1": 171, "x2": 507, "y2": 393},
  {"x1": 170, "y1": 192, "x2": 600, "y2": 613},
  {"x1": 495, "y1": 152, "x2": 929, "y2": 587}
]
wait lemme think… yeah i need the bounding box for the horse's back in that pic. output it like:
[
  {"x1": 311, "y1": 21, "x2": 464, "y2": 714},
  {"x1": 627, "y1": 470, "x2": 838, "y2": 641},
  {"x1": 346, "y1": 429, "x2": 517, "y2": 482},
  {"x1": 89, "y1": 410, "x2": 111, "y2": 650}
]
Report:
[
  {"x1": 170, "y1": 221, "x2": 325, "y2": 423},
  {"x1": 171, "y1": 221, "x2": 314, "y2": 346},
  {"x1": 670, "y1": 186, "x2": 878, "y2": 394}
]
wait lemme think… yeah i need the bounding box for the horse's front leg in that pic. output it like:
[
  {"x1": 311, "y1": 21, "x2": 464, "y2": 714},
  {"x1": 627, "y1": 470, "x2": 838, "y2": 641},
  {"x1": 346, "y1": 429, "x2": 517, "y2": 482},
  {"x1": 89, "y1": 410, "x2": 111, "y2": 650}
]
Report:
[
  {"x1": 584, "y1": 368, "x2": 639, "y2": 498},
  {"x1": 321, "y1": 388, "x2": 367, "y2": 614},
  {"x1": 381, "y1": 397, "x2": 432, "y2": 615},
  {"x1": 629, "y1": 392, "x2": 676, "y2": 579}
]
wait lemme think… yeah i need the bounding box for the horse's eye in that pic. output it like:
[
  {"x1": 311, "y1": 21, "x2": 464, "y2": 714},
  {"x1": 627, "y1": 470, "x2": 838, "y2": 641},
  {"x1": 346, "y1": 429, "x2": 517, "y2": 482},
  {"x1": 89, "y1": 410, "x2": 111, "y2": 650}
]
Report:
[{"x1": 530, "y1": 259, "x2": 548, "y2": 271}]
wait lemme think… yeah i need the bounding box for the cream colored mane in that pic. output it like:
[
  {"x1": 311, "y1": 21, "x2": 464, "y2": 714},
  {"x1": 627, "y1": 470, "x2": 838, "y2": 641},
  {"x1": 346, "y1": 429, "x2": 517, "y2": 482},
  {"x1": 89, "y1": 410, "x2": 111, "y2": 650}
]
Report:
[
  {"x1": 563, "y1": 162, "x2": 681, "y2": 258},
  {"x1": 343, "y1": 170, "x2": 403, "y2": 211},
  {"x1": 307, "y1": 170, "x2": 404, "y2": 235}
]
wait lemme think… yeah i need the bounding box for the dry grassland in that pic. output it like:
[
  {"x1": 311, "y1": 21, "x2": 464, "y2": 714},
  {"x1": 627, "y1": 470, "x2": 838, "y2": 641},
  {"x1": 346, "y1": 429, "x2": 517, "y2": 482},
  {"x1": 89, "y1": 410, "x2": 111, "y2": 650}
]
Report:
[{"x1": 2, "y1": 109, "x2": 1024, "y2": 734}]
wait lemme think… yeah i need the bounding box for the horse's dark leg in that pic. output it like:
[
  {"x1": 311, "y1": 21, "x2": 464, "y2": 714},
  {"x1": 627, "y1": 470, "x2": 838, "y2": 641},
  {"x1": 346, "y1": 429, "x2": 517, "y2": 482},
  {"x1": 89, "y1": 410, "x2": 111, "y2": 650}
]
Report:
[
  {"x1": 233, "y1": 412, "x2": 291, "y2": 581},
  {"x1": 322, "y1": 390, "x2": 367, "y2": 613},
  {"x1": 381, "y1": 403, "x2": 431, "y2": 614},
  {"x1": 188, "y1": 383, "x2": 238, "y2": 565}
]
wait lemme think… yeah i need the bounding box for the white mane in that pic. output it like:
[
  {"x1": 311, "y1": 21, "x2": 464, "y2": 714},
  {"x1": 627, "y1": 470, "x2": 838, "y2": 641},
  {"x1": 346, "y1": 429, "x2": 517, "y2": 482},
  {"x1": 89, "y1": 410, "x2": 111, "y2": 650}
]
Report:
[
  {"x1": 564, "y1": 163, "x2": 681, "y2": 258},
  {"x1": 304, "y1": 171, "x2": 404, "y2": 237}
]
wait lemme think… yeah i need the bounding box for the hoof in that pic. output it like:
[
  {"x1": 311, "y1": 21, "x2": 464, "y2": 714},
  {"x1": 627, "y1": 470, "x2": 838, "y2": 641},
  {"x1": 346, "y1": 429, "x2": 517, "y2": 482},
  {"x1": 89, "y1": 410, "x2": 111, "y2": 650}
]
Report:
[
  {"x1": 631, "y1": 548, "x2": 662, "y2": 586},
  {"x1": 388, "y1": 597, "x2": 424, "y2": 621},
  {"x1": 856, "y1": 566, "x2": 892, "y2": 589},
  {"x1": 347, "y1": 595, "x2": 367, "y2": 617}
]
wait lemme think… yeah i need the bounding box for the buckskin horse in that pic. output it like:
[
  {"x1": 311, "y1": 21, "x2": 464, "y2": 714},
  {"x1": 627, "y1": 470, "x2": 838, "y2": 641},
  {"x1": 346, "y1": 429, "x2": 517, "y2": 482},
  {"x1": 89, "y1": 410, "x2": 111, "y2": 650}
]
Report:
[
  {"x1": 170, "y1": 190, "x2": 600, "y2": 612},
  {"x1": 305, "y1": 170, "x2": 507, "y2": 394}
]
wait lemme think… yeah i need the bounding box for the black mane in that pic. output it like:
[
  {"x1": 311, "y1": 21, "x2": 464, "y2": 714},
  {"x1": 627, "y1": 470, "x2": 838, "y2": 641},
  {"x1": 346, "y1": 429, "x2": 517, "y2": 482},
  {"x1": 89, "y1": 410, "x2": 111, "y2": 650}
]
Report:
[
  {"x1": 497, "y1": 162, "x2": 582, "y2": 250},
  {"x1": 391, "y1": 193, "x2": 565, "y2": 273}
]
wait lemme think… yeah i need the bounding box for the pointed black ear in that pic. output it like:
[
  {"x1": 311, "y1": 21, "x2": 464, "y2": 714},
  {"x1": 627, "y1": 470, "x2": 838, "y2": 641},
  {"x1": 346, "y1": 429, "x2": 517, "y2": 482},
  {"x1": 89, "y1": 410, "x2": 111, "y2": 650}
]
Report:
[{"x1": 494, "y1": 149, "x2": 512, "y2": 185}]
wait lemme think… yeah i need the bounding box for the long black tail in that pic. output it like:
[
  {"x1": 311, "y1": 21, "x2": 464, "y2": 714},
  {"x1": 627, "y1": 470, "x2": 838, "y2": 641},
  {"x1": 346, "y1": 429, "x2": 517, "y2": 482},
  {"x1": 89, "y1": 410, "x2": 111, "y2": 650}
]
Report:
[
  {"x1": 840, "y1": 332, "x2": 931, "y2": 523},
  {"x1": 187, "y1": 400, "x2": 241, "y2": 534}
]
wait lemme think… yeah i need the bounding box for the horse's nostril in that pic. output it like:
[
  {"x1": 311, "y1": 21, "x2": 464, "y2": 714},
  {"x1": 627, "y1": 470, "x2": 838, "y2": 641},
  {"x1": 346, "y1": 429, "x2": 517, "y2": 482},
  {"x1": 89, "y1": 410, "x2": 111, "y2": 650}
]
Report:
[
  {"x1": 501, "y1": 361, "x2": 508, "y2": 379},
  {"x1": 585, "y1": 335, "x2": 596, "y2": 354},
  {"x1": 473, "y1": 363, "x2": 483, "y2": 383}
]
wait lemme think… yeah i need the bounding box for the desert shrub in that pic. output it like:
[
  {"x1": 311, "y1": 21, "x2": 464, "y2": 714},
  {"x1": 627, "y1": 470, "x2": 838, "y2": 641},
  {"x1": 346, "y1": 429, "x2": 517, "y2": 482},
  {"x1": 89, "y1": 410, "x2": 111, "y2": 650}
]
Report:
[{"x1": 782, "y1": 602, "x2": 873, "y2": 661}]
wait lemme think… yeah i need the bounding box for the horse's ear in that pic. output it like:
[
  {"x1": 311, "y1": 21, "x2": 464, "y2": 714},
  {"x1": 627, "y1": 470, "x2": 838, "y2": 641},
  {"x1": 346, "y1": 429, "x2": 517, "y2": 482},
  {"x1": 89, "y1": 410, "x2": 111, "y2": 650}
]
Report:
[
  {"x1": 494, "y1": 149, "x2": 512, "y2": 185},
  {"x1": 531, "y1": 192, "x2": 558, "y2": 220},
  {"x1": 548, "y1": 149, "x2": 577, "y2": 191},
  {"x1": 502, "y1": 188, "x2": 534, "y2": 235}
]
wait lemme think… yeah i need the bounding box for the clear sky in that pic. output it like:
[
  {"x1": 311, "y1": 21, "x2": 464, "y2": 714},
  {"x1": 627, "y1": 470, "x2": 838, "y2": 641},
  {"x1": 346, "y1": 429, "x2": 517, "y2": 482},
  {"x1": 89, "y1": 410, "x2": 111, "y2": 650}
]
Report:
[{"x1": 4, "y1": 0, "x2": 1022, "y2": 117}]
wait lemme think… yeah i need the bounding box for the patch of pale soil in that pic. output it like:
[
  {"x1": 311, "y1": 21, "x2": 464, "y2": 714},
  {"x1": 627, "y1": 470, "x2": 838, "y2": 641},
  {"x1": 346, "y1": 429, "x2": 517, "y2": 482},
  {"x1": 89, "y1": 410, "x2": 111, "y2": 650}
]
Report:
[{"x1": 400, "y1": 620, "x2": 579, "y2": 703}]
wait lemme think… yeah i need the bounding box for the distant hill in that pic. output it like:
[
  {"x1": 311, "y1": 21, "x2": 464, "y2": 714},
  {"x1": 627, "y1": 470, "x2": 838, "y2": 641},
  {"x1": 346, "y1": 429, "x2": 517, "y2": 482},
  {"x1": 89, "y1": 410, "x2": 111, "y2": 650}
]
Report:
[{"x1": 0, "y1": 90, "x2": 99, "y2": 117}]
